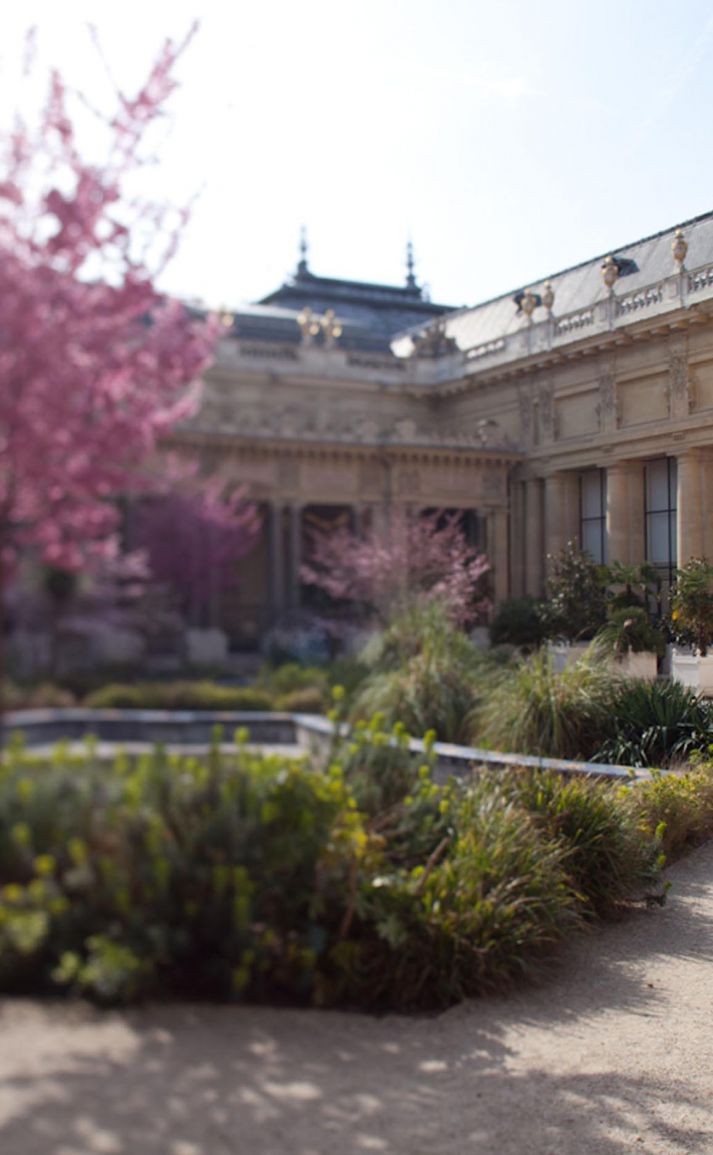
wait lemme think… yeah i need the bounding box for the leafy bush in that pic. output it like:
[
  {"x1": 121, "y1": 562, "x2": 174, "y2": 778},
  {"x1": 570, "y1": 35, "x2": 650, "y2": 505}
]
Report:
[
  {"x1": 506, "y1": 771, "x2": 661, "y2": 916},
  {"x1": 596, "y1": 607, "x2": 665, "y2": 657},
  {"x1": 0, "y1": 724, "x2": 671, "y2": 1011},
  {"x1": 4, "y1": 682, "x2": 76, "y2": 711},
  {"x1": 352, "y1": 602, "x2": 500, "y2": 741},
  {"x1": 543, "y1": 541, "x2": 608, "y2": 642},
  {"x1": 596, "y1": 680, "x2": 713, "y2": 769},
  {"x1": 474, "y1": 648, "x2": 619, "y2": 759},
  {"x1": 628, "y1": 762, "x2": 713, "y2": 860},
  {"x1": 670, "y1": 557, "x2": 713, "y2": 655},
  {"x1": 257, "y1": 663, "x2": 328, "y2": 697},
  {"x1": 489, "y1": 596, "x2": 548, "y2": 650},
  {"x1": 274, "y1": 687, "x2": 326, "y2": 714},
  {"x1": 84, "y1": 681, "x2": 273, "y2": 712}
]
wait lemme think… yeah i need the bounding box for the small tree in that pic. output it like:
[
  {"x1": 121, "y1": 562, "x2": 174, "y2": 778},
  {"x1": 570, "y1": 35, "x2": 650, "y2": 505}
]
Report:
[
  {"x1": 544, "y1": 541, "x2": 608, "y2": 643},
  {"x1": 301, "y1": 509, "x2": 489, "y2": 626},
  {"x1": 0, "y1": 32, "x2": 217, "y2": 697},
  {"x1": 671, "y1": 557, "x2": 713, "y2": 657},
  {"x1": 138, "y1": 481, "x2": 261, "y2": 627}
]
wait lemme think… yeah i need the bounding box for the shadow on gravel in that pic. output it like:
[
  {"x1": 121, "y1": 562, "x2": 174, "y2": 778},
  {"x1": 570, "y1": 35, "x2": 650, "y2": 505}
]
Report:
[{"x1": 1, "y1": 843, "x2": 712, "y2": 1155}]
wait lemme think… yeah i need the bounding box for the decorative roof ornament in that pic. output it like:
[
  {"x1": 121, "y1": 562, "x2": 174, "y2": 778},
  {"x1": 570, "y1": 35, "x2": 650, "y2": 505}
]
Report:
[
  {"x1": 411, "y1": 319, "x2": 458, "y2": 358},
  {"x1": 406, "y1": 239, "x2": 417, "y2": 290},
  {"x1": 520, "y1": 288, "x2": 538, "y2": 320},
  {"x1": 321, "y1": 308, "x2": 343, "y2": 348},
  {"x1": 541, "y1": 280, "x2": 555, "y2": 313},
  {"x1": 672, "y1": 227, "x2": 688, "y2": 271},
  {"x1": 601, "y1": 255, "x2": 619, "y2": 291},
  {"x1": 297, "y1": 226, "x2": 309, "y2": 276},
  {"x1": 297, "y1": 306, "x2": 320, "y2": 344}
]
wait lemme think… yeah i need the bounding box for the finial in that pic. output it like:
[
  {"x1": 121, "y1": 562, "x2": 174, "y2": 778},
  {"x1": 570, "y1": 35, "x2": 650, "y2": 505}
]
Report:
[
  {"x1": 601, "y1": 255, "x2": 619, "y2": 291},
  {"x1": 406, "y1": 239, "x2": 417, "y2": 290},
  {"x1": 672, "y1": 227, "x2": 688, "y2": 271},
  {"x1": 297, "y1": 226, "x2": 309, "y2": 276}
]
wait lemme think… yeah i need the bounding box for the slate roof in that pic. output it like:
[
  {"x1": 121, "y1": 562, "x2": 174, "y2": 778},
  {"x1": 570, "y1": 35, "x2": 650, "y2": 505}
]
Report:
[
  {"x1": 393, "y1": 210, "x2": 713, "y2": 359},
  {"x1": 226, "y1": 264, "x2": 453, "y2": 353}
]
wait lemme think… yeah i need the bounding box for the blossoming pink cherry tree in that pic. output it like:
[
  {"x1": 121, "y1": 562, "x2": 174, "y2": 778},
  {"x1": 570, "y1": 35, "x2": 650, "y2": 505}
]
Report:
[{"x1": 0, "y1": 31, "x2": 218, "y2": 691}]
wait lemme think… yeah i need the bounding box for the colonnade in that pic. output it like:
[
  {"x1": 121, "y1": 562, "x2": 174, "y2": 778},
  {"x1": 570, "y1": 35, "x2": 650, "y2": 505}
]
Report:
[
  {"x1": 264, "y1": 501, "x2": 506, "y2": 618},
  {"x1": 512, "y1": 448, "x2": 713, "y2": 598}
]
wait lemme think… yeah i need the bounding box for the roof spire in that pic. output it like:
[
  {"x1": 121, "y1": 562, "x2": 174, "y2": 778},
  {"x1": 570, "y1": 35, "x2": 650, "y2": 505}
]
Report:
[
  {"x1": 405, "y1": 238, "x2": 417, "y2": 290},
  {"x1": 297, "y1": 226, "x2": 309, "y2": 276}
]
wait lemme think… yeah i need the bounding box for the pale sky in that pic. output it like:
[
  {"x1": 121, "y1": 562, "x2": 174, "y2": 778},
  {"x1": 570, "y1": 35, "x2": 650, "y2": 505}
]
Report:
[{"x1": 3, "y1": 1, "x2": 713, "y2": 311}]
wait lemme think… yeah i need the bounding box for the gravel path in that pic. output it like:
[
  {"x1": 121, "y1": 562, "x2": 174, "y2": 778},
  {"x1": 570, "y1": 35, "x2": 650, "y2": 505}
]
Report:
[{"x1": 1, "y1": 842, "x2": 713, "y2": 1155}]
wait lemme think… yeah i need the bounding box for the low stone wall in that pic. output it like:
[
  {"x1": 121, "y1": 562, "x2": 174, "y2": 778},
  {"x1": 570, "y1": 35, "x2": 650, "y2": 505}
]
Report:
[{"x1": 5, "y1": 709, "x2": 651, "y2": 782}]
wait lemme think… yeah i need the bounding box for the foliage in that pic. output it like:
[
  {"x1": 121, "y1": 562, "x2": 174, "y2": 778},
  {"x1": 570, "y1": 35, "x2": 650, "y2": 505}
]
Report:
[
  {"x1": 84, "y1": 681, "x2": 273, "y2": 712},
  {"x1": 353, "y1": 603, "x2": 499, "y2": 741},
  {"x1": 257, "y1": 663, "x2": 328, "y2": 698},
  {"x1": 138, "y1": 480, "x2": 261, "y2": 627},
  {"x1": 505, "y1": 771, "x2": 661, "y2": 917},
  {"x1": 488, "y1": 596, "x2": 548, "y2": 650},
  {"x1": 628, "y1": 761, "x2": 713, "y2": 860},
  {"x1": 606, "y1": 561, "x2": 662, "y2": 617},
  {"x1": 0, "y1": 34, "x2": 216, "y2": 580},
  {"x1": 594, "y1": 679, "x2": 713, "y2": 769},
  {"x1": 543, "y1": 542, "x2": 608, "y2": 642},
  {"x1": 274, "y1": 687, "x2": 327, "y2": 714},
  {"x1": 301, "y1": 509, "x2": 490, "y2": 626},
  {"x1": 474, "y1": 647, "x2": 619, "y2": 760},
  {"x1": 596, "y1": 607, "x2": 665, "y2": 657},
  {"x1": 670, "y1": 557, "x2": 713, "y2": 656},
  {"x1": 0, "y1": 722, "x2": 673, "y2": 1010},
  {"x1": 3, "y1": 682, "x2": 76, "y2": 711}
]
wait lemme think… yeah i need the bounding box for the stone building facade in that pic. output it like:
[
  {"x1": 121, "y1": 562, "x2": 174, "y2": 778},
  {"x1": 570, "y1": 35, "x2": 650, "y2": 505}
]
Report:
[{"x1": 170, "y1": 213, "x2": 713, "y2": 645}]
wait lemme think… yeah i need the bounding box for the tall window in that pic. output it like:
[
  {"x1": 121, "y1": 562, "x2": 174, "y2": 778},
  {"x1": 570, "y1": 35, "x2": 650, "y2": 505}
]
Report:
[
  {"x1": 645, "y1": 458, "x2": 677, "y2": 581},
  {"x1": 580, "y1": 469, "x2": 607, "y2": 563}
]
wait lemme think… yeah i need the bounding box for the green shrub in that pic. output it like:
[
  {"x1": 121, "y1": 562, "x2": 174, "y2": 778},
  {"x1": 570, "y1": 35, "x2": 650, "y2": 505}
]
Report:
[
  {"x1": 325, "y1": 779, "x2": 581, "y2": 1009},
  {"x1": 275, "y1": 687, "x2": 327, "y2": 714},
  {"x1": 595, "y1": 607, "x2": 665, "y2": 657},
  {"x1": 489, "y1": 596, "x2": 548, "y2": 650},
  {"x1": 628, "y1": 762, "x2": 713, "y2": 860},
  {"x1": 84, "y1": 682, "x2": 274, "y2": 712},
  {"x1": 543, "y1": 541, "x2": 608, "y2": 642},
  {"x1": 506, "y1": 771, "x2": 661, "y2": 917},
  {"x1": 257, "y1": 663, "x2": 328, "y2": 697},
  {"x1": 353, "y1": 602, "x2": 498, "y2": 741},
  {"x1": 4, "y1": 682, "x2": 76, "y2": 711},
  {"x1": 595, "y1": 679, "x2": 713, "y2": 768},
  {"x1": 474, "y1": 648, "x2": 619, "y2": 759},
  {"x1": 0, "y1": 724, "x2": 674, "y2": 1011}
]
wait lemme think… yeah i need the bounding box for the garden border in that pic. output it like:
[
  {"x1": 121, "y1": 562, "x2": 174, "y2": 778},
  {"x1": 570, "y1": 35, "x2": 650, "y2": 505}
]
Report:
[{"x1": 5, "y1": 709, "x2": 652, "y2": 782}]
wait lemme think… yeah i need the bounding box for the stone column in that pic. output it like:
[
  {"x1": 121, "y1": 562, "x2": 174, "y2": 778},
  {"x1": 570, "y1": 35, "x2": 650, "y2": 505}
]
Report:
[
  {"x1": 487, "y1": 508, "x2": 509, "y2": 604},
  {"x1": 268, "y1": 503, "x2": 286, "y2": 618},
  {"x1": 286, "y1": 504, "x2": 303, "y2": 610},
  {"x1": 544, "y1": 473, "x2": 578, "y2": 562},
  {"x1": 605, "y1": 461, "x2": 643, "y2": 566},
  {"x1": 524, "y1": 478, "x2": 544, "y2": 597},
  {"x1": 677, "y1": 450, "x2": 705, "y2": 563},
  {"x1": 509, "y1": 482, "x2": 526, "y2": 598}
]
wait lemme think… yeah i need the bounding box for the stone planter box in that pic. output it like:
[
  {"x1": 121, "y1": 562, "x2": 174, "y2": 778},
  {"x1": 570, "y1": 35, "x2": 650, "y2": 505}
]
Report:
[
  {"x1": 670, "y1": 648, "x2": 713, "y2": 696},
  {"x1": 609, "y1": 650, "x2": 658, "y2": 681}
]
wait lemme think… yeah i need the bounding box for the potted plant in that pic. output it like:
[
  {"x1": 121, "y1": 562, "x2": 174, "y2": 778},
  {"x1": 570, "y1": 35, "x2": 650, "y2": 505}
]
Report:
[
  {"x1": 670, "y1": 557, "x2": 713, "y2": 694},
  {"x1": 594, "y1": 606, "x2": 663, "y2": 680},
  {"x1": 543, "y1": 542, "x2": 608, "y2": 671}
]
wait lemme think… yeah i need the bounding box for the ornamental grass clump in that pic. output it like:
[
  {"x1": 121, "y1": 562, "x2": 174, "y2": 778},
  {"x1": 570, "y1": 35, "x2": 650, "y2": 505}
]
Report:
[
  {"x1": 473, "y1": 648, "x2": 619, "y2": 760},
  {"x1": 352, "y1": 602, "x2": 503, "y2": 742}
]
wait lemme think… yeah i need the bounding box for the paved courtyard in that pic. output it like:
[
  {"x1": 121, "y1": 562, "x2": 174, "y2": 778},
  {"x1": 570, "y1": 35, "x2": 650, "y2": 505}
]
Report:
[{"x1": 1, "y1": 842, "x2": 712, "y2": 1154}]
